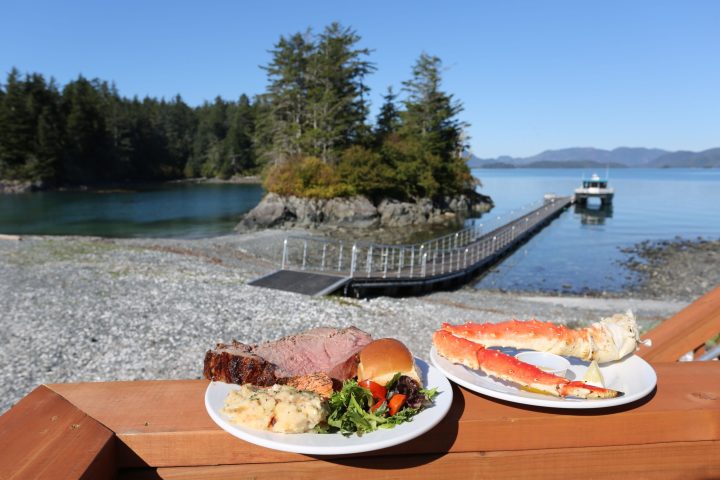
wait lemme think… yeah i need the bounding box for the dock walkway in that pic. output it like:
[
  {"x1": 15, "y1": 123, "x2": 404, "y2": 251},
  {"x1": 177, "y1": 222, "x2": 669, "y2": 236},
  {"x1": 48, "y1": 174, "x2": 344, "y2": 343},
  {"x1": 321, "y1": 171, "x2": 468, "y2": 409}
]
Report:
[{"x1": 271, "y1": 196, "x2": 572, "y2": 296}]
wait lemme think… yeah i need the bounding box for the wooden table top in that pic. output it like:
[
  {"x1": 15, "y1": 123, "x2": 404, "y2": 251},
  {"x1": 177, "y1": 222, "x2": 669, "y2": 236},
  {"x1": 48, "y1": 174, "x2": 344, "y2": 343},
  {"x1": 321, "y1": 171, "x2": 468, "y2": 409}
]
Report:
[{"x1": 2, "y1": 361, "x2": 719, "y2": 479}]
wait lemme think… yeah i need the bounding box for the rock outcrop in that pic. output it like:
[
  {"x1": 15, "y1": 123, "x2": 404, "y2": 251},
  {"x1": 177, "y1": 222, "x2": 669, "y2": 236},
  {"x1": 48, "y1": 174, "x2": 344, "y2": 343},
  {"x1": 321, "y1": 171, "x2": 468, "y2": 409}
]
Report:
[{"x1": 237, "y1": 191, "x2": 493, "y2": 231}]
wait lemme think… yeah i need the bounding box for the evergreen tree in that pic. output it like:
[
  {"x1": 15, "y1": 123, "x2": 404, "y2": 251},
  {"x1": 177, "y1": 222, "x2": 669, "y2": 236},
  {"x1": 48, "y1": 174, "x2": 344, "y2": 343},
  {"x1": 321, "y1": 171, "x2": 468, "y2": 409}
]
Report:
[
  {"x1": 0, "y1": 69, "x2": 261, "y2": 184},
  {"x1": 61, "y1": 76, "x2": 112, "y2": 183},
  {"x1": 190, "y1": 96, "x2": 230, "y2": 177},
  {"x1": 305, "y1": 22, "x2": 374, "y2": 162},
  {"x1": 398, "y1": 53, "x2": 473, "y2": 197},
  {"x1": 0, "y1": 70, "x2": 63, "y2": 182},
  {"x1": 261, "y1": 24, "x2": 374, "y2": 164},
  {"x1": 223, "y1": 94, "x2": 256, "y2": 177},
  {"x1": 0, "y1": 69, "x2": 35, "y2": 178},
  {"x1": 401, "y1": 53, "x2": 465, "y2": 156},
  {"x1": 0, "y1": 29, "x2": 474, "y2": 199},
  {"x1": 164, "y1": 94, "x2": 196, "y2": 175},
  {"x1": 261, "y1": 31, "x2": 314, "y2": 161},
  {"x1": 374, "y1": 86, "x2": 400, "y2": 144}
]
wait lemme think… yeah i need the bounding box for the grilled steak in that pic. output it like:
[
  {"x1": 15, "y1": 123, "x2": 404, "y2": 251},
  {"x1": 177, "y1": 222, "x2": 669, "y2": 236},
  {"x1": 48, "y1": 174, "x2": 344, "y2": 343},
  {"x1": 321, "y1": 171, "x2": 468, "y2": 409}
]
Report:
[
  {"x1": 203, "y1": 326, "x2": 373, "y2": 387},
  {"x1": 203, "y1": 342, "x2": 279, "y2": 386}
]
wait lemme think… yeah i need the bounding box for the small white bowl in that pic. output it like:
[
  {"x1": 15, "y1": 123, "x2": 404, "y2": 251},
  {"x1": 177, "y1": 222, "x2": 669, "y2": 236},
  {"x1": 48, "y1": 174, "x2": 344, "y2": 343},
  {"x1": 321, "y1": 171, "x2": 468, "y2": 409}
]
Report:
[{"x1": 514, "y1": 351, "x2": 570, "y2": 377}]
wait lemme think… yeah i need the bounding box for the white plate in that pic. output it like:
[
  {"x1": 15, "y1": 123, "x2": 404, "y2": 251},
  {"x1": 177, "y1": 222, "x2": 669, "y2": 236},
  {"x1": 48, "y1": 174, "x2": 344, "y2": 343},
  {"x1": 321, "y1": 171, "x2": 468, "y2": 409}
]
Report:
[
  {"x1": 430, "y1": 346, "x2": 656, "y2": 409},
  {"x1": 205, "y1": 358, "x2": 453, "y2": 455}
]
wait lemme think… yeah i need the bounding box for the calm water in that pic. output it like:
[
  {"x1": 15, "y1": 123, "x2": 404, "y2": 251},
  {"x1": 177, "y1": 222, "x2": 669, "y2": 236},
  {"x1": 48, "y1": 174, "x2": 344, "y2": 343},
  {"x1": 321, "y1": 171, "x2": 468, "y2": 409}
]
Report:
[
  {"x1": 0, "y1": 182, "x2": 265, "y2": 238},
  {"x1": 2, "y1": 169, "x2": 719, "y2": 293},
  {"x1": 471, "y1": 168, "x2": 720, "y2": 293}
]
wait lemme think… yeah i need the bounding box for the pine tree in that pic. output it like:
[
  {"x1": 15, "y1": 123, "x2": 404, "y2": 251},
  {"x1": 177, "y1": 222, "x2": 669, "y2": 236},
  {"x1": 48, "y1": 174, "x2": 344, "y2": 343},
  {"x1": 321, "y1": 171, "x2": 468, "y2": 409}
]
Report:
[
  {"x1": 261, "y1": 31, "x2": 314, "y2": 162},
  {"x1": 164, "y1": 95, "x2": 196, "y2": 177},
  {"x1": 261, "y1": 24, "x2": 374, "y2": 164},
  {"x1": 401, "y1": 53, "x2": 465, "y2": 156},
  {"x1": 61, "y1": 76, "x2": 113, "y2": 183},
  {"x1": 305, "y1": 22, "x2": 374, "y2": 162},
  {"x1": 374, "y1": 86, "x2": 400, "y2": 144},
  {"x1": 399, "y1": 53, "x2": 473, "y2": 197},
  {"x1": 224, "y1": 94, "x2": 256, "y2": 176},
  {"x1": 0, "y1": 70, "x2": 63, "y2": 182},
  {"x1": 0, "y1": 70, "x2": 35, "y2": 178}
]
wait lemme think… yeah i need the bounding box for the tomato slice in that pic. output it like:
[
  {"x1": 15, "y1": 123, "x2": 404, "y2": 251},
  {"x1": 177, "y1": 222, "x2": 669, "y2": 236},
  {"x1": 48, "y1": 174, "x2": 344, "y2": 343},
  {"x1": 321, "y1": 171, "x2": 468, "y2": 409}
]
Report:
[
  {"x1": 370, "y1": 399, "x2": 385, "y2": 413},
  {"x1": 388, "y1": 393, "x2": 407, "y2": 416},
  {"x1": 359, "y1": 380, "x2": 388, "y2": 401}
]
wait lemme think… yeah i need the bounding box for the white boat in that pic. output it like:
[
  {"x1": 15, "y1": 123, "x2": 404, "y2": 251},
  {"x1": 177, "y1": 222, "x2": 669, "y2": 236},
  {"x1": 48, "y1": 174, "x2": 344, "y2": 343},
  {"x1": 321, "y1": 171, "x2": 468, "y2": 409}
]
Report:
[{"x1": 574, "y1": 173, "x2": 614, "y2": 205}]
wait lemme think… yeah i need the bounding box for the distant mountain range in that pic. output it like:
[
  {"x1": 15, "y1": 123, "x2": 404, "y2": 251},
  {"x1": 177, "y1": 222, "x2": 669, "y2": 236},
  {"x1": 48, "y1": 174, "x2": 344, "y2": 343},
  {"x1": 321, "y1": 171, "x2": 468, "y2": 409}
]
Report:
[{"x1": 469, "y1": 147, "x2": 720, "y2": 168}]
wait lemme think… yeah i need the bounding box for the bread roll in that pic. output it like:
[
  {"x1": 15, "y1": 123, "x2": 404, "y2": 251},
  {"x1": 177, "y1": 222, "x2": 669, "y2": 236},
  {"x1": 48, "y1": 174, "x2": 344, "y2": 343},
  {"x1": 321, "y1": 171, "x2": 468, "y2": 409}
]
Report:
[{"x1": 356, "y1": 338, "x2": 422, "y2": 386}]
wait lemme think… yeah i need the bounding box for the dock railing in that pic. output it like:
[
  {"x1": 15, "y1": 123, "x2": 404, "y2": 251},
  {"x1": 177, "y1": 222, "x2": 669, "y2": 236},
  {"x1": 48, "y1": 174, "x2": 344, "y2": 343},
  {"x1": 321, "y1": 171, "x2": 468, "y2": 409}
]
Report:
[{"x1": 280, "y1": 196, "x2": 571, "y2": 281}]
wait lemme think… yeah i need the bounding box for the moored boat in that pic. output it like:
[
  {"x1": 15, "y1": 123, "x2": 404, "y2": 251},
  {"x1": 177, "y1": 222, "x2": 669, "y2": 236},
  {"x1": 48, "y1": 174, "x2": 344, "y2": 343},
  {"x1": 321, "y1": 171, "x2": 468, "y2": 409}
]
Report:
[{"x1": 574, "y1": 173, "x2": 614, "y2": 205}]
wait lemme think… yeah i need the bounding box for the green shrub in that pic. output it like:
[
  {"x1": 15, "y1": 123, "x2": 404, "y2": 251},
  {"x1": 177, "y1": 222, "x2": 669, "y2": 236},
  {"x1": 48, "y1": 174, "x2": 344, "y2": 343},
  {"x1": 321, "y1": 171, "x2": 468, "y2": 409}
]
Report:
[
  {"x1": 336, "y1": 145, "x2": 399, "y2": 201},
  {"x1": 263, "y1": 156, "x2": 354, "y2": 199}
]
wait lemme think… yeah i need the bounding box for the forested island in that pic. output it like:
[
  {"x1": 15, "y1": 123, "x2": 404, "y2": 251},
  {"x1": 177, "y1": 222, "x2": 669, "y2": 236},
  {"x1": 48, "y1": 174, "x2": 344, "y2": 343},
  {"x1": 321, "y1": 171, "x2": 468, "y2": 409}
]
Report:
[{"x1": 0, "y1": 23, "x2": 478, "y2": 213}]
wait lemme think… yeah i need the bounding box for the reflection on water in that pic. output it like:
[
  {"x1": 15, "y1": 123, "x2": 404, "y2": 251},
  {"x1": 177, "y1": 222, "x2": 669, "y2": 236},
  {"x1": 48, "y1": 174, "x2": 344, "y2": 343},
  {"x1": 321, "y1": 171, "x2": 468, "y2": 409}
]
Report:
[
  {"x1": 0, "y1": 182, "x2": 265, "y2": 238},
  {"x1": 574, "y1": 202, "x2": 613, "y2": 226}
]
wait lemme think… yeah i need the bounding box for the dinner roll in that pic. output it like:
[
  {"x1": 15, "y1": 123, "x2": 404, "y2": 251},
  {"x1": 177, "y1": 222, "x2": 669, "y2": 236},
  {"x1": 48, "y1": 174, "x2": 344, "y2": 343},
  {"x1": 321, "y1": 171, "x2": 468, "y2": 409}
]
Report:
[{"x1": 356, "y1": 338, "x2": 422, "y2": 387}]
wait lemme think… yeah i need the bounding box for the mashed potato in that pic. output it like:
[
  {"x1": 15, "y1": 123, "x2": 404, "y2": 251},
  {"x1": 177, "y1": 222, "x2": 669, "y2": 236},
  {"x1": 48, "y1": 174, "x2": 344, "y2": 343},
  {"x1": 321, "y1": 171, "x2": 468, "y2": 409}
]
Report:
[{"x1": 222, "y1": 384, "x2": 328, "y2": 433}]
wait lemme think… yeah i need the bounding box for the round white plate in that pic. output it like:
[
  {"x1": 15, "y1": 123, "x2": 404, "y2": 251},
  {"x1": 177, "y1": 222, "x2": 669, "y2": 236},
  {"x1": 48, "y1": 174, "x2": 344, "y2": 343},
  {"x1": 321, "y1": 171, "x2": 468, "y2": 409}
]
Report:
[
  {"x1": 430, "y1": 346, "x2": 656, "y2": 409},
  {"x1": 205, "y1": 358, "x2": 453, "y2": 455}
]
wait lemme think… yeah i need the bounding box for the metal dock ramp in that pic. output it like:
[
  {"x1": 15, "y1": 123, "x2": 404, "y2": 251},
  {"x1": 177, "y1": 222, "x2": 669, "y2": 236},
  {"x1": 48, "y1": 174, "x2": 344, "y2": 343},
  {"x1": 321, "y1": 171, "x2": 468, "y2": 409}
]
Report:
[{"x1": 249, "y1": 270, "x2": 351, "y2": 296}]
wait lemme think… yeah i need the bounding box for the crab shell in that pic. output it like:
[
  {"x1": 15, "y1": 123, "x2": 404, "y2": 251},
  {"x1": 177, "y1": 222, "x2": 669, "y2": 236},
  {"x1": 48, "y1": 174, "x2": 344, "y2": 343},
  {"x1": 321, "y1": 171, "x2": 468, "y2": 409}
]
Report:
[{"x1": 590, "y1": 310, "x2": 641, "y2": 363}]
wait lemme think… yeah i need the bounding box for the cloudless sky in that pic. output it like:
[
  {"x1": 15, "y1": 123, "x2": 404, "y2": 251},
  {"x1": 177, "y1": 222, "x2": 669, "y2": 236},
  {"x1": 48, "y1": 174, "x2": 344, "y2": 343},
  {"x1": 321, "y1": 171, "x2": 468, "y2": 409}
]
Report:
[{"x1": 1, "y1": 0, "x2": 718, "y2": 157}]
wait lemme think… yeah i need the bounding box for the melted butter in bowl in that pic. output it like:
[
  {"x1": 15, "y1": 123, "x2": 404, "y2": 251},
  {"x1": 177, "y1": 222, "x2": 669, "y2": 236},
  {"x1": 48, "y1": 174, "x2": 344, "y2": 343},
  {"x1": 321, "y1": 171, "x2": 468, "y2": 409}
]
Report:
[{"x1": 514, "y1": 351, "x2": 571, "y2": 377}]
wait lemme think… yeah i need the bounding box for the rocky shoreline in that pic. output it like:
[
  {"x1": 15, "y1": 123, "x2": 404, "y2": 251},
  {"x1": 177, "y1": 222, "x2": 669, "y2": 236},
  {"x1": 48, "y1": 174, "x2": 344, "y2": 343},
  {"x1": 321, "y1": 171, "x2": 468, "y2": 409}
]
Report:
[
  {"x1": 0, "y1": 233, "x2": 716, "y2": 414},
  {"x1": 620, "y1": 237, "x2": 720, "y2": 300},
  {"x1": 238, "y1": 191, "x2": 493, "y2": 230}
]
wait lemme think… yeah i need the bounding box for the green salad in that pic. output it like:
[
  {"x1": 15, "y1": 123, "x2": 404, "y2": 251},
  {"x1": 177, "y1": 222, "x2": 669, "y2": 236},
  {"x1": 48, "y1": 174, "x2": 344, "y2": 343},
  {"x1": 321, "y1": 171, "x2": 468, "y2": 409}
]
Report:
[{"x1": 315, "y1": 373, "x2": 438, "y2": 436}]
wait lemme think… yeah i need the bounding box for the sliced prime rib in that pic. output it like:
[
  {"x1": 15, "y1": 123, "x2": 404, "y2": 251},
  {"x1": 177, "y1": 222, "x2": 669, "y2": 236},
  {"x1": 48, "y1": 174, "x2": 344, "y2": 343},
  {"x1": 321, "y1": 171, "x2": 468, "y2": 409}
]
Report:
[{"x1": 203, "y1": 326, "x2": 373, "y2": 389}]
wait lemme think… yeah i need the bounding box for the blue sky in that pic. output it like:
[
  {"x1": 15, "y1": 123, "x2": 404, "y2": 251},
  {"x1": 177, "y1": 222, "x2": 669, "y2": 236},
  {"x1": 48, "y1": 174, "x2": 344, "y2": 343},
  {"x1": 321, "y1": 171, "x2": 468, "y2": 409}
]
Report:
[{"x1": 1, "y1": 0, "x2": 718, "y2": 157}]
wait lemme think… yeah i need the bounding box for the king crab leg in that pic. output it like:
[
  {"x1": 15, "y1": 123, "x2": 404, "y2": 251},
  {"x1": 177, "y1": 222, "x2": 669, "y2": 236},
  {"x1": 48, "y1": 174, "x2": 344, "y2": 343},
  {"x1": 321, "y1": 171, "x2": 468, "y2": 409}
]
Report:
[
  {"x1": 433, "y1": 330, "x2": 622, "y2": 399},
  {"x1": 440, "y1": 311, "x2": 642, "y2": 364}
]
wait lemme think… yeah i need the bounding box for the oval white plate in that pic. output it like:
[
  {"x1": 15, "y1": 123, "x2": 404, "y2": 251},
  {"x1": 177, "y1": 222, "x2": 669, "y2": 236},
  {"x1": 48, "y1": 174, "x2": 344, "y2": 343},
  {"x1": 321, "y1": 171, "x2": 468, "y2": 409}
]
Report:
[
  {"x1": 430, "y1": 346, "x2": 656, "y2": 409},
  {"x1": 205, "y1": 358, "x2": 453, "y2": 455}
]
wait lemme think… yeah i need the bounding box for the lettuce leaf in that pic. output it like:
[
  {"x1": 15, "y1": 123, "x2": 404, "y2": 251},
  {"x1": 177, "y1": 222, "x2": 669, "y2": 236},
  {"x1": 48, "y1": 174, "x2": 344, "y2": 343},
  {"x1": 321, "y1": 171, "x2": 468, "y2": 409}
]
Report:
[{"x1": 317, "y1": 376, "x2": 439, "y2": 436}]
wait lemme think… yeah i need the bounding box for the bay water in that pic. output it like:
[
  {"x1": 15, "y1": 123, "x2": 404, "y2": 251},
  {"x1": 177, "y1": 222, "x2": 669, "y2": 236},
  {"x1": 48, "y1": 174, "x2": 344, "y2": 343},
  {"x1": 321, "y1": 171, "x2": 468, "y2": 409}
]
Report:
[
  {"x1": 0, "y1": 182, "x2": 264, "y2": 239},
  {"x1": 471, "y1": 168, "x2": 720, "y2": 293}
]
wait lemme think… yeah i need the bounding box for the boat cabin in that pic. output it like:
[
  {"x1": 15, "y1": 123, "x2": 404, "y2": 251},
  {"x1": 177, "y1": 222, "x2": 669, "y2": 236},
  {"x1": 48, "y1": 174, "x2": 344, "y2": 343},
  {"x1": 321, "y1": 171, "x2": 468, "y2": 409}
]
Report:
[{"x1": 581, "y1": 177, "x2": 609, "y2": 189}]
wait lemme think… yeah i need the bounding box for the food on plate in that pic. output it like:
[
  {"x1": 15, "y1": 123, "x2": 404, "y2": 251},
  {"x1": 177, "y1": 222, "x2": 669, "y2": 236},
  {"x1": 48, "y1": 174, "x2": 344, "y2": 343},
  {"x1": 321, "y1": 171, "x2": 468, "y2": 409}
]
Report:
[
  {"x1": 204, "y1": 326, "x2": 372, "y2": 386},
  {"x1": 357, "y1": 338, "x2": 422, "y2": 386},
  {"x1": 583, "y1": 360, "x2": 605, "y2": 388},
  {"x1": 206, "y1": 329, "x2": 438, "y2": 435},
  {"x1": 433, "y1": 329, "x2": 622, "y2": 399},
  {"x1": 320, "y1": 338, "x2": 438, "y2": 435},
  {"x1": 222, "y1": 384, "x2": 328, "y2": 433},
  {"x1": 283, "y1": 372, "x2": 334, "y2": 398},
  {"x1": 440, "y1": 311, "x2": 642, "y2": 363}
]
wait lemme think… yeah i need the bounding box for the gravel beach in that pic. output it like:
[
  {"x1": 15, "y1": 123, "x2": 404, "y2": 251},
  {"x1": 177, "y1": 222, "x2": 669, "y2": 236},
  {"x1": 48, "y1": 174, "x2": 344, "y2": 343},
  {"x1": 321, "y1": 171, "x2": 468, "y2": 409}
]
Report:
[{"x1": 1, "y1": 232, "x2": 718, "y2": 414}]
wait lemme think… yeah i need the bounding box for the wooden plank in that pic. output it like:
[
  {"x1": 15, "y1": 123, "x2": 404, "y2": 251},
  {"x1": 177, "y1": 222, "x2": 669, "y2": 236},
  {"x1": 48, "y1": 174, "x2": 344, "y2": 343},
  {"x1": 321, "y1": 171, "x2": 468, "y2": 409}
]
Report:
[
  {"x1": 117, "y1": 441, "x2": 720, "y2": 480},
  {"x1": 639, "y1": 286, "x2": 720, "y2": 363},
  {"x1": 48, "y1": 362, "x2": 720, "y2": 469},
  {"x1": 0, "y1": 385, "x2": 115, "y2": 480}
]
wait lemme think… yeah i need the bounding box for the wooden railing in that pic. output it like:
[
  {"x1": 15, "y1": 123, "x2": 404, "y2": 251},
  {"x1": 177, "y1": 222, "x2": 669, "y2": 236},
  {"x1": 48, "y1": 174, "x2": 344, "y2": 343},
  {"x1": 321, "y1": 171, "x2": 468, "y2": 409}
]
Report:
[{"x1": 638, "y1": 285, "x2": 720, "y2": 362}]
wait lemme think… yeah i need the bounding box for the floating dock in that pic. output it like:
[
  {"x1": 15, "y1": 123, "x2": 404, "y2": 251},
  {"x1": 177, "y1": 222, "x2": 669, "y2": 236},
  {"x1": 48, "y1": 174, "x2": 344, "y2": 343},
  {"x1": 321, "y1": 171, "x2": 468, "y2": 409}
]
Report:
[{"x1": 252, "y1": 196, "x2": 573, "y2": 297}]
